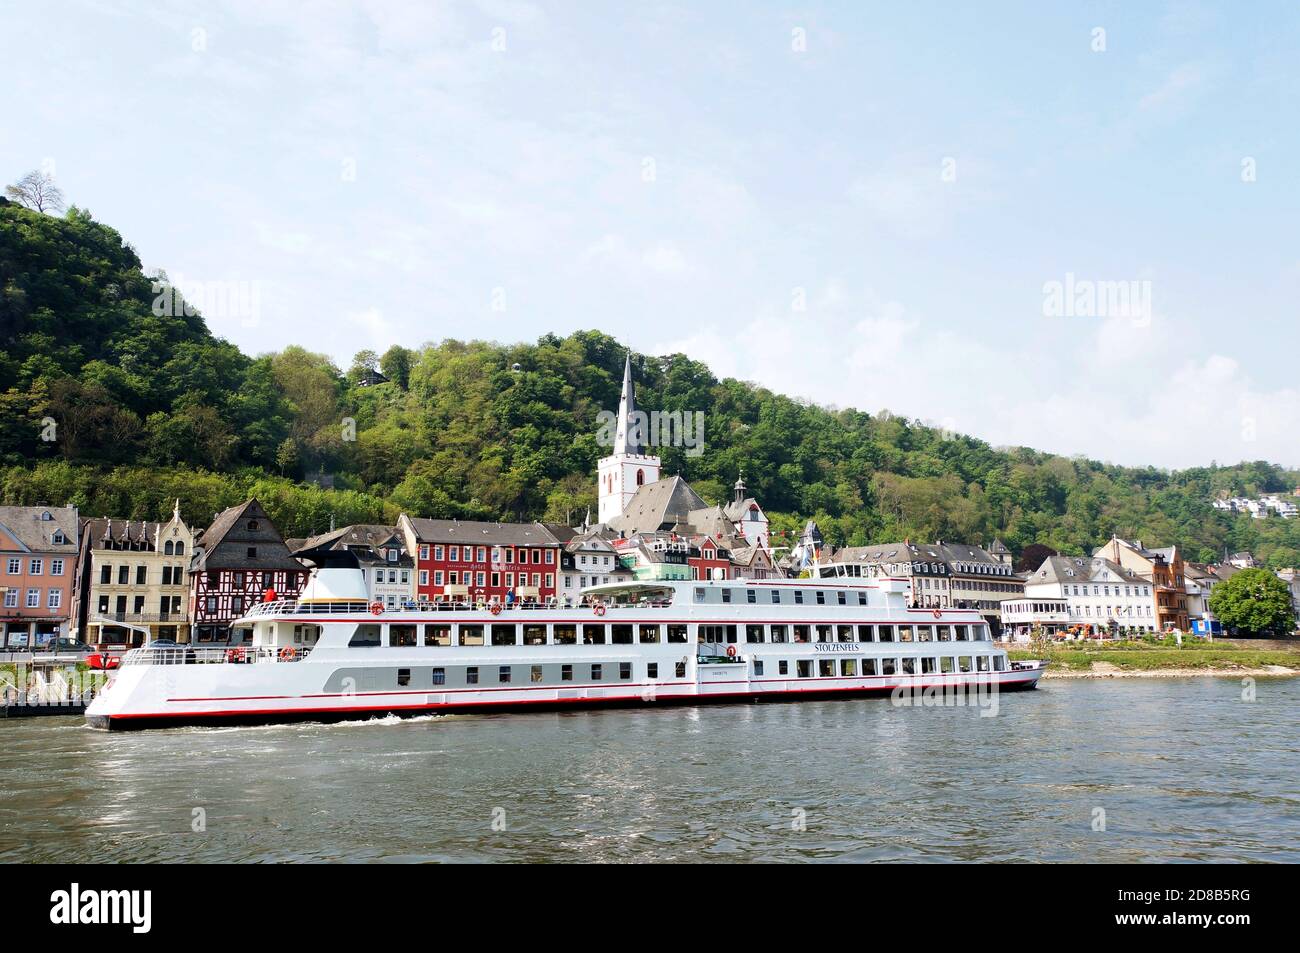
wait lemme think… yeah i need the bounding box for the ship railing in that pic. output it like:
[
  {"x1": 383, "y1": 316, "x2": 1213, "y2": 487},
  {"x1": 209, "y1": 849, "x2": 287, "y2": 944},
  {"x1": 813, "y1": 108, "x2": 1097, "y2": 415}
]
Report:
[
  {"x1": 242, "y1": 598, "x2": 676, "y2": 618},
  {"x1": 120, "y1": 645, "x2": 316, "y2": 666}
]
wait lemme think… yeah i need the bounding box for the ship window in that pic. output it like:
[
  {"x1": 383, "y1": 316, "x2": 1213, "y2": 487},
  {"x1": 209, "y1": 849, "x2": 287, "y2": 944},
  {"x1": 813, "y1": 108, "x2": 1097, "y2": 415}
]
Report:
[
  {"x1": 523, "y1": 624, "x2": 546, "y2": 646},
  {"x1": 432, "y1": 668, "x2": 445, "y2": 685},
  {"x1": 840, "y1": 658, "x2": 857, "y2": 677},
  {"x1": 993, "y1": 656, "x2": 1006, "y2": 672},
  {"x1": 857, "y1": 592, "x2": 867, "y2": 606},
  {"x1": 721, "y1": 588, "x2": 732, "y2": 604},
  {"x1": 424, "y1": 624, "x2": 451, "y2": 647},
  {"x1": 916, "y1": 625, "x2": 933, "y2": 643},
  {"x1": 862, "y1": 658, "x2": 877, "y2": 676},
  {"x1": 638, "y1": 624, "x2": 660, "y2": 643},
  {"x1": 746, "y1": 589, "x2": 756, "y2": 604},
  {"x1": 694, "y1": 588, "x2": 706, "y2": 603},
  {"x1": 611, "y1": 624, "x2": 633, "y2": 644},
  {"x1": 675, "y1": 661, "x2": 686, "y2": 678},
  {"x1": 754, "y1": 660, "x2": 764, "y2": 677},
  {"x1": 491, "y1": 624, "x2": 517, "y2": 646},
  {"x1": 901, "y1": 658, "x2": 916, "y2": 675},
  {"x1": 937, "y1": 625, "x2": 952, "y2": 642},
  {"x1": 666, "y1": 624, "x2": 687, "y2": 644},
  {"x1": 460, "y1": 624, "x2": 484, "y2": 646},
  {"x1": 554, "y1": 624, "x2": 577, "y2": 645},
  {"x1": 647, "y1": 663, "x2": 658, "y2": 679},
  {"x1": 583, "y1": 624, "x2": 606, "y2": 645},
  {"x1": 956, "y1": 626, "x2": 969, "y2": 642},
  {"x1": 881, "y1": 658, "x2": 897, "y2": 676},
  {"x1": 837, "y1": 591, "x2": 847, "y2": 605},
  {"x1": 837, "y1": 625, "x2": 853, "y2": 642},
  {"x1": 977, "y1": 656, "x2": 991, "y2": 672},
  {"x1": 397, "y1": 668, "x2": 411, "y2": 687},
  {"x1": 958, "y1": 656, "x2": 973, "y2": 673},
  {"x1": 467, "y1": 666, "x2": 479, "y2": 684},
  {"x1": 591, "y1": 664, "x2": 602, "y2": 681},
  {"x1": 899, "y1": 625, "x2": 914, "y2": 642},
  {"x1": 531, "y1": 665, "x2": 544, "y2": 683},
  {"x1": 770, "y1": 589, "x2": 780, "y2": 604},
  {"x1": 349, "y1": 624, "x2": 381, "y2": 647},
  {"x1": 499, "y1": 666, "x2": 511, "y2": 684},
  {"x1": 816, "y1": 590, "x2": 826, "y2": 605},
  {"x1": 796, "y1": 660, "x2": 812, "y2": 678},
  {"x1": 793, "y1": 624, "x2": 809, "y2": 643},
  {"x1": 619, "y1": 662, "x2": 631, "y2": 680},
  {"x1": 816, "y1": 625, "x2": 832, "y2": 643},
  {"x1": 818, "y1": 659, "x2": 835, "y2": 677},
  {"x1": 921, "y1": 657, "x2": 937, "y2": 674},
  {"x1": 389, "y1": 625, "x2": 417, "y2": 647},
  {"x1": 778, "y1": 660, "x2": 788, "y2": 676},
  {"x1": 561, "y1": 664, "x2": 573, "y2": 681},
  {"x1": 769, "y1": 624, "x2": 787, "y2": 643},
  {"x1": 794, "y1": 590, "x2": 804, "y2": 604},
  {"x1": 857, "y1": 625, "x2": 874, "y2": 642},
  {"x1": 940, "y1": 657, "x2": 954, "y2": 674},
  {"x1": 726, "y1": 624, "x2": 738, "y2": 644}
]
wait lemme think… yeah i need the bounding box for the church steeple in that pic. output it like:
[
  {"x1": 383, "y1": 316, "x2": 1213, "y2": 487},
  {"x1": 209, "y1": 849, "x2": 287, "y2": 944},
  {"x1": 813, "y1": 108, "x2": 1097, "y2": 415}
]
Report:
[
  {"x1": 596, "y1": 351, "x2": 661, "y2": 525},
  {"x1": 614, "y1": 353, "x2": 643, "y2": 455}
]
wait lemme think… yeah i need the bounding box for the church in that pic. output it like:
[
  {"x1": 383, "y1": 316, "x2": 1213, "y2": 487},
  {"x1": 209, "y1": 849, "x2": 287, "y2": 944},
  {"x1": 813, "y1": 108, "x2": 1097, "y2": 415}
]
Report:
[{"x1": 595, "y1": 354, "x2": 775, "y2": 576}]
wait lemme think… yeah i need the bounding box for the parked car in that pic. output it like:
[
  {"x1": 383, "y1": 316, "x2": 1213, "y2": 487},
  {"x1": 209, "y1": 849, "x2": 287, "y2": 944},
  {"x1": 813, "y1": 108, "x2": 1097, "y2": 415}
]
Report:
[
  {"x1": 148, "y1": 639, "x2": 178, "y2": 647},
  {"x1": 42, "y1": 638, "x2": 92, "y2": 653}
]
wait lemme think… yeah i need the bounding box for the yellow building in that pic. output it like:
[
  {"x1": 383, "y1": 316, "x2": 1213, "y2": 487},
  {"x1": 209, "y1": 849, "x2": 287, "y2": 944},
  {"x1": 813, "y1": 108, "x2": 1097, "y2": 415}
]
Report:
[{"x1": 75, "y1": 502, "x2": 196, "y2": 647}]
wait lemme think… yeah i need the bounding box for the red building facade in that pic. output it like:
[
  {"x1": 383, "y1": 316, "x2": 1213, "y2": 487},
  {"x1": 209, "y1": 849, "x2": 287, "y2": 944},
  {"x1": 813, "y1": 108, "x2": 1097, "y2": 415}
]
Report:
[
  {"x1": 687, "y1": 535, "x2": 732, "y2": 581},
  {"x1": 399, "y1": 517, "x2": 561, "y2": 604}
]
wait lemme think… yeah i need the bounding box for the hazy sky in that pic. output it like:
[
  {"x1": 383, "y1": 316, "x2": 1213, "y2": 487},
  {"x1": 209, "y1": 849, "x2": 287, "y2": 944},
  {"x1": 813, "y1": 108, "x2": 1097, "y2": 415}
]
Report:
[{"x1": 3, "y1": 1, "x2": 1298, "y2": 469}]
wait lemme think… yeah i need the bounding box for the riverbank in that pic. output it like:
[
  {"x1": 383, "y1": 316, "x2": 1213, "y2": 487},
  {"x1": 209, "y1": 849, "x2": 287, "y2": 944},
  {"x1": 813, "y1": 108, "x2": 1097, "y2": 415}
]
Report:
[{"x1": 1008, "y1": 644, "x2": 1300, "y2": 679}]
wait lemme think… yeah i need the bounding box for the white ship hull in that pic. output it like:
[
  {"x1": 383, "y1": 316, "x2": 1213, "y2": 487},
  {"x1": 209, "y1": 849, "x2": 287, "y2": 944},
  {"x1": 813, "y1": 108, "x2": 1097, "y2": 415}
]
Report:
[{"x1": 86, "y1": 577, "x2": 1044, "y2": 730}]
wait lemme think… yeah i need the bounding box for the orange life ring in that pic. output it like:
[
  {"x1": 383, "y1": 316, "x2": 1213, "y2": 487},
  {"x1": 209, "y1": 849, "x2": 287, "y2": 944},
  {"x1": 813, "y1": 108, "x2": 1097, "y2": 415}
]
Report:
[
  {"x1": 593, "y1": 602, "x2": 606, "y2": 617},
  {"x1": 279, "y1": 645, "x2": 296, "y2": 661},
  {"x1": 369, "y1": 602, "x2": 384, "y2": 616},
  {"x1": 726, "y1": 644, "x2": 737, "y2": 658},
  {"x1": 489, "y1": 602, "x2": 503, "y2": 616}
]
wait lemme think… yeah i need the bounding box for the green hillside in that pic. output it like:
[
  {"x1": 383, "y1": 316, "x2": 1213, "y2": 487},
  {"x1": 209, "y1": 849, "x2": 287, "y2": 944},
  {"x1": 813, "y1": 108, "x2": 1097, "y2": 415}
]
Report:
[{"x1": 3, "y1": 197, "x2": 1299, "y2": 565}]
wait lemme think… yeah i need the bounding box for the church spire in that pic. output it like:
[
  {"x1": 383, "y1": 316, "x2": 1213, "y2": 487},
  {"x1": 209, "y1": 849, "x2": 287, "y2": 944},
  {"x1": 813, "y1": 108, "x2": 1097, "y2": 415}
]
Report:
[{"x1": 614, "y1": 352, "x2": 643, "y2": 455}]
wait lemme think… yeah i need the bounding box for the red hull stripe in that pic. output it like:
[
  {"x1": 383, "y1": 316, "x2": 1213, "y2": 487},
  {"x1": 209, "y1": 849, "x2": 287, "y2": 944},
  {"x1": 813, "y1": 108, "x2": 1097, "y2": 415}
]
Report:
[{"x1": 112, "y1": 675, "x2": 1039, "y2": 721}]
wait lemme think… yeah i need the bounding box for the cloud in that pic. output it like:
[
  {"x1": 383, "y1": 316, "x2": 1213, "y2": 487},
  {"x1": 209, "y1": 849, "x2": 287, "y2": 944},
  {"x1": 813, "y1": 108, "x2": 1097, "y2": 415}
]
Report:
[
  {"x1": 1138, "y1": 62, "x2": 1205, "y2": 112},
  {"x1": 582, "y1": 235, "x2": 694, "y2": 277}
]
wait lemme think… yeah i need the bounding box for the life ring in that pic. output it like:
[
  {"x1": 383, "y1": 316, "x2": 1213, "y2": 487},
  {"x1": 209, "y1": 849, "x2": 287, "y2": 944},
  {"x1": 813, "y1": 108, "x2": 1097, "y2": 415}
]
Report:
[
  {"x1": 369, "y1": 602, "x2": 384, "y2": 616},
  {"x1": 489, "y1": 602, "x2": 503, "y2": 616},
  {"x1": 726, "y1": 644, "x2": 737, "y2": 658},
  {"x1": 593, "y1": 602, "x2": 606, "y2": 617},
  {"x1": 933, "y1": 608, "x2": 942, "y2": 619},
  {"x1": 279, "y1": 645, "x2": 296, "y2": 661}
]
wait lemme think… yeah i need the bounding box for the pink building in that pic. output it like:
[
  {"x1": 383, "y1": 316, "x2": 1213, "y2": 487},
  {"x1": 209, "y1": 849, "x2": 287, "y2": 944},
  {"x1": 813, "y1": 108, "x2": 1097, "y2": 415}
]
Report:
[{"x1": 0, "y1": 505, "x2": 80, "y2": 649}]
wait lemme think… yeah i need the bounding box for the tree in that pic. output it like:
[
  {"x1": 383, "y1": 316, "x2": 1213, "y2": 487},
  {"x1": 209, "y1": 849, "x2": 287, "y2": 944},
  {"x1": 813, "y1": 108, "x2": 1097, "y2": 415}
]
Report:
[
  {"x1": 275, "y1": 438, "x2": 300, "y2": 477},
  {"x1": 5, "y1": 170, "x2": 65, "y2": 213},
  {"x1": 380, "y1": 345, "x2": 413, "y2": 389},
  {"x1": 1017, "y1": 543, "x2": 1058, "y2": 573},
  {"x1": 1207, "y1": 568, "x2": 1295, "y2": 637}
]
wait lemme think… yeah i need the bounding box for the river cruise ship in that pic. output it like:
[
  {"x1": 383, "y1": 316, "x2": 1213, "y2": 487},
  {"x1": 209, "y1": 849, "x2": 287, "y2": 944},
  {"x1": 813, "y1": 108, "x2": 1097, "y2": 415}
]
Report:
[{"x1": 85, "y1": 554, "x2": 1045, "y2": 730}]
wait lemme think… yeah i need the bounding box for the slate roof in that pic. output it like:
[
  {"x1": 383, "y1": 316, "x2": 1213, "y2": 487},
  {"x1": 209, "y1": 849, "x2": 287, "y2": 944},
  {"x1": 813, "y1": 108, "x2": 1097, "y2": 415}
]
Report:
[
  {"x1": 293, "y1": 524, "x2": 411, "y2": 567},
  {"x1": 0, "y1": 505, "x2": 79, "y2": 554},
  {"x1": 610, "y1": 475, "x2": 710, "y2": 535},
  {"x1": 81, "y1": 518, "x2": 164, "y2": 550},
  {"x1": 1026, "y1": 555, "x2": 1142, "y2": 585},
  {"x1": 404, "y1": 518, "x2": 561, "y2": 547},
  {"x1": 191, "y1": 499, "x2": 304, "y2": 572}
]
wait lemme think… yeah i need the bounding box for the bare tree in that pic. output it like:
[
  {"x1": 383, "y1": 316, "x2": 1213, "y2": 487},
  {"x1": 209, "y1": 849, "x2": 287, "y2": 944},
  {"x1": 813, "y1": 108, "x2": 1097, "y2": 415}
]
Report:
[{"x1": 5, "y1": 170, "x2": 65, "y2": 213}]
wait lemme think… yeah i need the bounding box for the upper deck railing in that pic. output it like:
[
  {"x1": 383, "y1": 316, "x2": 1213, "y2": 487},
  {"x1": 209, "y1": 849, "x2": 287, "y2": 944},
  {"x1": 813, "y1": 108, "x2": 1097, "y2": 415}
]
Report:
[
  {"x1": 241, "y1": 597, "x2": 675, "y2": 619},
  {"x1": 120, "y1": 645, "x2": 313, "y2": 666}
]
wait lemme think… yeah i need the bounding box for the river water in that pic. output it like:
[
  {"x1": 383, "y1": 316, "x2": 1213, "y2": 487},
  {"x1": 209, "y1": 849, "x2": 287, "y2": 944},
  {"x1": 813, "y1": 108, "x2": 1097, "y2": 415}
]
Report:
[{"x1": 1, "y1": 678, "x2": 1296, "y2": 863}]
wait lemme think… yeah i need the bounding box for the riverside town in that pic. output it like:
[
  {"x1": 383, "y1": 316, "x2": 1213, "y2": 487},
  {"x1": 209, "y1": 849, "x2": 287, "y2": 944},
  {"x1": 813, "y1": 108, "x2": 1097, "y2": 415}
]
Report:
[{"x1": 1, "y1": 0, "x2": 1297, "y2": 900}]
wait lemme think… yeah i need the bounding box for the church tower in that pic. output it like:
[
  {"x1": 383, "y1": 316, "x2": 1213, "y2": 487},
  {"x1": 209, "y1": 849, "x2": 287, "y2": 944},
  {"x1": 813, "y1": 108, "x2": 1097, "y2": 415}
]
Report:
[{"x1": 597, "y1": 353, "x2": 661, "y2": 524}]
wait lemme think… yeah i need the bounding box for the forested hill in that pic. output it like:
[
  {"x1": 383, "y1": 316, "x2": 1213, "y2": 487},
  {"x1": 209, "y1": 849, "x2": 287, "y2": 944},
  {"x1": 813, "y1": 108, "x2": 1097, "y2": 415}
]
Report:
[{"x1": 2, "y1": 197, "x2": 1299, "y2": 566}]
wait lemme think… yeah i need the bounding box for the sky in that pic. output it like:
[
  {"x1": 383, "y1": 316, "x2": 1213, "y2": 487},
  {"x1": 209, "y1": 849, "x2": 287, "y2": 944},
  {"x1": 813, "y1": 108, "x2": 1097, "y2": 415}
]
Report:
[{"x1": 3, "y1": 0, "x2": 1299, "y2": 470}]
